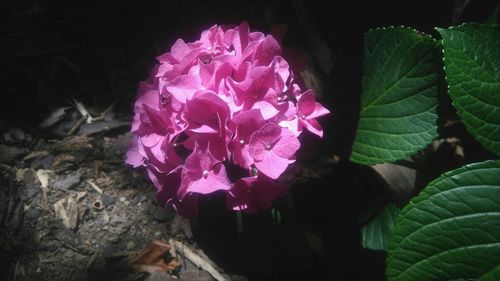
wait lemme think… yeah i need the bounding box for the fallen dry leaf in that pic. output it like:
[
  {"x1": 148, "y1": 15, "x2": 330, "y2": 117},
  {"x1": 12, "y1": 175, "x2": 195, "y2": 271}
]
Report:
[
  {"x1": 36, "y1": 169, "x2": 51, "y2": 190},
  {"x1": 54, "y1": 196, "x2": 79, "y2": 230},
  {"x1": 129, "y1": 240, "x2": 181, "y2": 274}
]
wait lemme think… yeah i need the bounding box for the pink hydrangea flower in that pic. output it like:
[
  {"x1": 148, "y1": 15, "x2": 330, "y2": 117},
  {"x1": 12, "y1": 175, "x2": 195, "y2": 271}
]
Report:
[{"x1": 126, "y1": 22, "x2": 330, "y2": 217}]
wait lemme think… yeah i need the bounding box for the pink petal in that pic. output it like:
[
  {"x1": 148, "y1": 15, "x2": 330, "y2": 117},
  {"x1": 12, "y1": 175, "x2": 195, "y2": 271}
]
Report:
[
  {"x1": 170, "y1": 39, "x2": 190, "y2": 62},
  {"x1": 139, "y1": 133, "x2": 163, "y2": 147},
  {"x1": 279, "y1": 117, "x2": 301, "y2": 137},
  {"x1": 231, "y1": 109, "x2": 264, "y2": 127},
  {"x1": 230, "y1": 139, "x2": 253, "y2": 169},
  {"x1": 141, "y1": 104, "x2": 174, "y2": 134},
  {"x1": 125, "y1": 135, "x2": 144, "y2": 167},
  {"x1": 302, "y1": 118, "x2": 324, "y2": 138},
  {"x1": 297, "y1": 90, "x2": 318, "y2": 116},
  {"x1": 272, "y1": 128, "x2": 300, "y2": 159},
  {"x1": 186, "y1": 163, "x2": 231, "y2": 194},
  {"x1": 166, "y1": 75, "x2": 202, "y2": 103},
  {"x1": 131, "y1": 113, "x2": 141, "y2": 132},
  {"x1": 232, "y1": 21, "x2": 249, "y2": 57},
  {"x1": 248, "y1": 123, "x2": 281, "y2": 162},
  {"x1": 253, "y1": 35, "x2": 281, "y2": 66},
  {"x1": 254, "y1": 151, "x2": 289, "y2": 179},
  {"x1": 249, "y1": 122, "x2": 281, "y2": 148},
  {"x1": 185, "y1": 92, "x2": 229, "y2": 128},
  {"x1": 184, "y1": 149, "x2": 215, "y2": 178},
  {"x1": 189, "y1": 124, "x2": 218, "y2": 134},
  {"x1": 308, "y1": 103, "x2": 330, "y2": 119},
  {"x1": 252, "y1": 100, "x2": 279, "y2": 120}
]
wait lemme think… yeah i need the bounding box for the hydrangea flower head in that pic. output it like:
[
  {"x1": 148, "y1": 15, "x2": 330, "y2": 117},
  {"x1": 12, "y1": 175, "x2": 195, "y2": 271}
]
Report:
[{"x1": 127, "y1": 22, "x2": 329, "y2": 217}]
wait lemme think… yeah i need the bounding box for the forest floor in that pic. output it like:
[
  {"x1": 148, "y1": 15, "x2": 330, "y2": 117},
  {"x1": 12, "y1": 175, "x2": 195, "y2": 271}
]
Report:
[
  {"x1": 0, "y1": 104, "x2": 338, "y2": 281},
  {"x1": 0, "y1": 106, "x2": 249, "y2": 281}
]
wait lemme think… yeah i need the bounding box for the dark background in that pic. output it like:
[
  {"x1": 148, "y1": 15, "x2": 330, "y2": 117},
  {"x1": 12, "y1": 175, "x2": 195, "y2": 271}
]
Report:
[{"x1": 0, "y1": 0, "x2": 496, "y2": 280}]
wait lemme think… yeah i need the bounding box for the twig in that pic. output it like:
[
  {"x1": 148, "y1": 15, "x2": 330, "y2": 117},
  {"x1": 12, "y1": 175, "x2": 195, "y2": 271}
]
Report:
[
  {"x1": 92, "y1": 101, "x2": 117, "y2": 122},
  {"x1": 67, "y1": 115, "x2": 87, "y2": 136},
  {"x1": 86, "y1": 179, "x2": 103, "y2": 195},
  {"x1": 172, "y1": 240, "x2": 227, "y2": 281},
  {"x1": 72, "y1": 99, "x2": 94, "y2": 123}
]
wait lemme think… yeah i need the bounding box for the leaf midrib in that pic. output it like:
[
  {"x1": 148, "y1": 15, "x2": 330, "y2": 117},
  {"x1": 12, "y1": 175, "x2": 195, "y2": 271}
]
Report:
[
  {"x1": 361, "y1": 49, "x2": 435, "y2": 114},
  {"x1": 444, "y1": 27, "x2": 500, "y2": 85}
]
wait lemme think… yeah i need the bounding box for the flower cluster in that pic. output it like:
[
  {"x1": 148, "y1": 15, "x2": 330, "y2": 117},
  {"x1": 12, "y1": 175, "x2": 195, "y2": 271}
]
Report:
[{"x1": 126, "y1": 22, "x2": 329, "y2": 217}]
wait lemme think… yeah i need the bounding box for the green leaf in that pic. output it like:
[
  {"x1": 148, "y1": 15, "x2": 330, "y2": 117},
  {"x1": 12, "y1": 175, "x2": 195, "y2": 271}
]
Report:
[
  {"x1": 437, "y1": 24, "x2": 500, "y2": 156},
  {"x1": 361, "y1": 203, "x2": 399, "y2": 251},
  {"x1": 387, "y1": 160, "x2": 500, "y2": 281},
  {"x1": 351, "y1": 27, "x2": 440, "y2": 165}
]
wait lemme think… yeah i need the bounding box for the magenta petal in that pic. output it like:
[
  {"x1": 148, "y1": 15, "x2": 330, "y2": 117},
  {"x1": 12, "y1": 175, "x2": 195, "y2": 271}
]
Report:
[
  {"x1": 170, "y1": 39, "x2": 190, "y2": 62},
  {"x1": 250, "y1": 122, "x2": 281, "y2": 147},
  {"x1": 308, "y1": 103, "x2": 330, "y2": 119},
  {"x1": 297, "y1": 90, "x2": 317, "y2": 116},
  {"x1": 232, "y1": 21, "x2": 250, "y2": 57},
  {"x1": 140, "y1": 133, "x2": 163, "y2": 147},
  {"x1": 272, "y1": 128, "x2": 300, "y2": 159},
  {"x1": 248, "y1": 122, "x2": 281, "y2": 161},
  {"x1": 302, "y1": 118, "x2": 324, "y2": 138},
  {"x1": 140, "y1": 90, "x2": 160, "y2": 109},
  {"x1": 254, "y1": 151, "x2": 289, "y2": 179},
  {"x1": 167, "y1": 75, "x2": 201, "y2": 103},
  {"x1": 253, "y1": 35, "x2": 281, "y2": 66},
  {"x1": 230, "y1": 139, "x2": 253, "y2": 168},
  {"x1": 189, "y1": 124, "x2": 218, "y2": 134},
  {"x1": 147, "y1": 166, "x2": 200, "y2": 218},
  {"x1": 252, "y1": 100, "x2": 279, "y2": 120},
  {"x1": 184, "y1": 149, "x2": 214, "y2": 177},
  {"x1": 186, "y1": 163, "x2": 231, "y2": 194}
]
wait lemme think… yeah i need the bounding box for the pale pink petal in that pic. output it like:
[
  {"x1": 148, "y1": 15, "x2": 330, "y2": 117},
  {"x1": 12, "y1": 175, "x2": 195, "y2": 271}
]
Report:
[
  {"x1": 166, "y1": 75, "x2": 202, "y2": 103},
  {"x1": 252, "y1": 100, "x2": 279, "y2": 120},
  {"x1": 308, "y1": 103, "x2": 330, "y2": 119},
  {"x1": 254, "y1": 151, "x2": 289, "y2": 179},
  {"x1": 189, "y1": 124, "x2": 218, "y2": 134},
  {"x1": 272, "y1": 128, "x2": 300, "y2": 159},
  {"x1": 249, "y1": 122, "x2": 281, "y2": 148},
  {"x1": 170, "y1": 39, "x2": 190, "y2": 62},
  {"x1": 140, "y1": 133, "x2": 163, "y2": 147},
  {"x1": 125, "y1": 135, "x2": 144, "y2": 167},
  {"x1": 302, "y1": 118, "x2": 324, "y2": 138},
  {"x1": 186, "y1": 163, "x2": 231, "y2": 194},
  {"x1": 279, "y1": 117, "x2": 301, "y2": 137}
]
